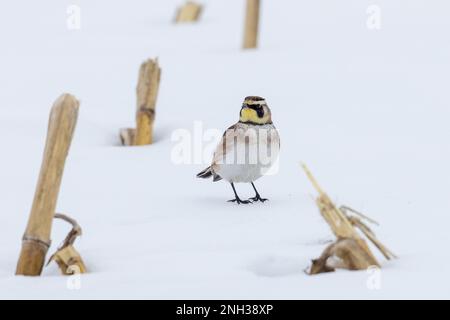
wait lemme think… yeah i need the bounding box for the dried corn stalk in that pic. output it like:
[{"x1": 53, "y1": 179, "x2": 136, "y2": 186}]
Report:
[
  {"x1": 120, "y1": 58, "x2": 161, "y2": 146},
  {"x1": 301, "y1": 164, "x2": 396, "y2": 275},
  {"x1": 47, "y1": 213, "x2": 86, "y2": 275},
  {"x1": 243, "y1": 0, "x2": 260, "y2": 49},
  {"x1": 15, "y1": 94, "x2": 79, "y2": 276},
  {"x1": 175, "y1": 2, "x2": 203, "y2": 23}
]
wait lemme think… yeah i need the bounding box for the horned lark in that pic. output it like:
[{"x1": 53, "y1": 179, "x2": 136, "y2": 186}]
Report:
[{"x1": 197, "y1": 96, "x2": 280, "y2": 204}]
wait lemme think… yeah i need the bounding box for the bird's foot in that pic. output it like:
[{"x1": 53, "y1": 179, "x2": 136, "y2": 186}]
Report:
[
  {"x1": 228, "y1": 197, "x2": 252, "y2": 204},
  {"x1": 249, "y1": 195, "x2": 268, "y2": 203}
]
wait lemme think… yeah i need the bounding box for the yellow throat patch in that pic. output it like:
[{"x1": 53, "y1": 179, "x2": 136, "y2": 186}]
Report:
[{"x1": 240, "y1": 107, "x2": 269, "y2": 124}]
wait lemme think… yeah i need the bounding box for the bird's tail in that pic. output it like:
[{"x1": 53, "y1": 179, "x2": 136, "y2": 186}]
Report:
[{"x1": 197, "y1": 166, "x2": 213, "y2": 179}]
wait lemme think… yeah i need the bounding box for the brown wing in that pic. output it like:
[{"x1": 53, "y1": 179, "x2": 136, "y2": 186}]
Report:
[{"x1": 211, "y1": 123, "x2": 239, "y2": 170}]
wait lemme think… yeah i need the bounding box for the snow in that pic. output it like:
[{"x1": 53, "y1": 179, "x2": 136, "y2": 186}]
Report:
[{"x1": 1, "y1": 0, "x2": 450, "y2": 299}]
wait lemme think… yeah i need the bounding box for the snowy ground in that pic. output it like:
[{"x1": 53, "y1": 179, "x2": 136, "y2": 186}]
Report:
[{"x1": 0, "y1": 0, "x2": 449, "y2": 299}]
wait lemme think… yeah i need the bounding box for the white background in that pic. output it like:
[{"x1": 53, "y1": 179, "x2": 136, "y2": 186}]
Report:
[{"x1": 0, "y1": 0, "x2": 449, "y2": 299}]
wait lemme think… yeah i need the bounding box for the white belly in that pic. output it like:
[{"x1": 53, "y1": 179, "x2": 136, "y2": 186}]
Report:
[
  {"x1": 212, "y1": 123, "x2": 280, "y2": 183},
  {"x1": 216, "y1": 163, "x2": 265, "y2": 183}
]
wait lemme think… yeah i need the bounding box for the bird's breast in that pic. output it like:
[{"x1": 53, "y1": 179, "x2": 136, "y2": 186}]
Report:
[{"x1": 212, "y1": 123, "x2": 280, "y2": 183}]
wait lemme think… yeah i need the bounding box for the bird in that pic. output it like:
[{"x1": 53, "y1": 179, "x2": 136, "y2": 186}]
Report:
[{"x1": 197, "y1": 96, "x2": 280, "y2": 204}]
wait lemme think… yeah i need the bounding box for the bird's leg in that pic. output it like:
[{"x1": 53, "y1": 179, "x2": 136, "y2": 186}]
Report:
[
  {"x1": 228, "y1": 183, "x2": 252, "y2": 204},
  {"x1": 249, "y1": 182, "x2": 268, "y2": 202}
]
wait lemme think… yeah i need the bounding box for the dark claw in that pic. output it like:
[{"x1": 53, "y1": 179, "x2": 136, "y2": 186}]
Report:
[
  {"x1": 249, "y1": 196, "x2": 268, "y2": 203},
  {"x1": 228, "y1": 198, "x2": 252, "y2": 204}
]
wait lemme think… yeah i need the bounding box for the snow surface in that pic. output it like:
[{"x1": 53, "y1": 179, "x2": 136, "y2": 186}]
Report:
[{"x1": 0, "y1": 0, "x2": 450, "y2": 299}]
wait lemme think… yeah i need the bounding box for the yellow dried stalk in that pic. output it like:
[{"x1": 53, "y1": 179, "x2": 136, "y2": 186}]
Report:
[
  {"x1": 301, "y1": 164, "x2": 383, "y2": 273},
  {"x1": 347, "y1": 215, "x2": 397, "y2": 260},
  {"x1": 302, "y1": 164, "x2": 379, "y2": 264},
  {"x1": 243, "y1": 0, "x2": 260, "y2": 49},
  {"x1": 16, "y1": 94, "x2": 79, "y2": 276},
  {"x1": 50, "y1": 246, "x2": 86, "y2": 275},
  {"x1": 120, "y1": 58, "x2": 161, "y2": 146},
  {"x1": 175, "y1": 1, "x2": 203, "y2": 23},
  {"x1": 47, "y1": 213, "x2": 86, "y2": 275}
]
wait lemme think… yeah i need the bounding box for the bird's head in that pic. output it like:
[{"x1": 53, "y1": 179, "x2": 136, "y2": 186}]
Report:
[{"x1": 239, "y1": 96, "x2": 272, "y2": 125}]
